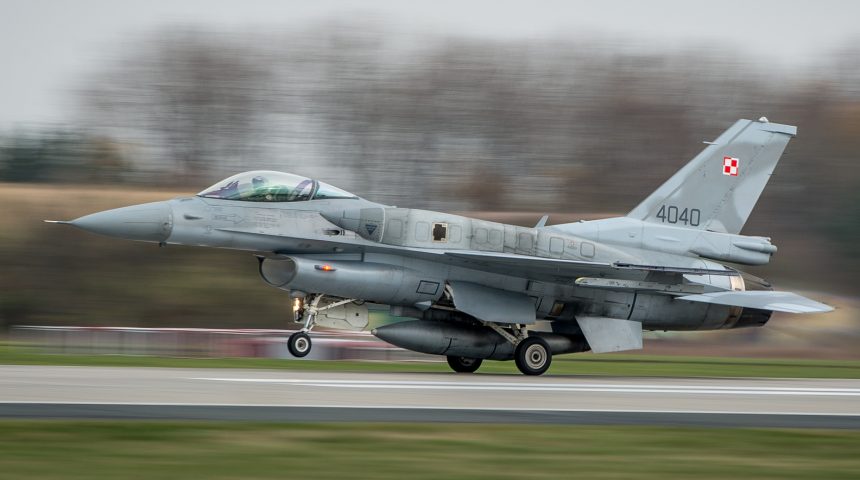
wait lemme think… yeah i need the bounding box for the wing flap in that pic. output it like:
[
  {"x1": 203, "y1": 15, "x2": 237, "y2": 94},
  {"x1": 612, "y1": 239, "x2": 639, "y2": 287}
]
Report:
[{"x1": 677, "y1": 291, "x2": 834, "y2": 313}]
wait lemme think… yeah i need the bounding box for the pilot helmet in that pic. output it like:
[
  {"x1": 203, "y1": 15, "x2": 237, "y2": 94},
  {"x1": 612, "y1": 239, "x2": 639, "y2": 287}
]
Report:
[{"x1": 252, "y1": 175, "x2": 268, "y2": 189}]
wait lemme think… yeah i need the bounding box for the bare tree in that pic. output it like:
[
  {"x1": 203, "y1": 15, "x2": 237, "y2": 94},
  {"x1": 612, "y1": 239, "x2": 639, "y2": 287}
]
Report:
[{"x1": 80, "y1": 28, "x2": 276, "y2": 184}]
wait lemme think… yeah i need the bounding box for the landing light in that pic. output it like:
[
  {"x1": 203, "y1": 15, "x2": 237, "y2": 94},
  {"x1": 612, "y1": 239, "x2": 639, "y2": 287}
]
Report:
[{"x1": 315, "y1": 264, "x2": 336, "y2": 272}]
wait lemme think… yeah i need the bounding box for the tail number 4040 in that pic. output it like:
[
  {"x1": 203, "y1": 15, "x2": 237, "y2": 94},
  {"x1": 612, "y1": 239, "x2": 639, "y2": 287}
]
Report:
[{"x1": 655, "y1": 205, "x2": 701, "y2": 226}]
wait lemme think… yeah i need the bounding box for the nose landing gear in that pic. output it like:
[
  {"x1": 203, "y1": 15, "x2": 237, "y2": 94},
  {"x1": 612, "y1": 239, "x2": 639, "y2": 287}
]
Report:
[{"x1": 287, "y1": 294, "x2": 358, "y2": 358}]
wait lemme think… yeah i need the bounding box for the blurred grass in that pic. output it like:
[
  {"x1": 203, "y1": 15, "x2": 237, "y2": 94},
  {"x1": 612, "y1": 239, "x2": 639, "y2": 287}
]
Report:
[
  {"x1": 0, "y1": 421, "x2": 857, "y2": 479},
  {"x1": 3, "y1": 344, "x2": 859, "y2": 378}
]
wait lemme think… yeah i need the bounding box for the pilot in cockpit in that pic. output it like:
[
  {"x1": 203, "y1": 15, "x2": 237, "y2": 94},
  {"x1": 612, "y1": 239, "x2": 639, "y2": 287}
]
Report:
[
  {"x1": 198, "y1": 171, "x2": 358, "y2": 203},
  {"x1": 250, "y1": 175, "x2": 274, "y2": 201}
]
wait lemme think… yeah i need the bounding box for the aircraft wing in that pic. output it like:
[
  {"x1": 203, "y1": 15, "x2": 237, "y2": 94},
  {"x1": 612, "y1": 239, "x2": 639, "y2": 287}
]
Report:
[
  {"x1": 441, "y1": 250, "x2": 736, "y2": 282},
  {"x1": 223, "y1": 228, "x2": 833, "y2": 316},
  {"x1": 676, "y1": 291, "x2": 834, "y2": 313},
  {"x1": 221, "y1": 228, "x2": 735, "y2": 283}
]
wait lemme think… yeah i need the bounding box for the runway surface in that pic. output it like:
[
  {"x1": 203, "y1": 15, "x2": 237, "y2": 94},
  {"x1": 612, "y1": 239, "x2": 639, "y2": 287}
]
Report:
[{"x1": 2, "y1": 365, "x2": 859, "y2": 428}]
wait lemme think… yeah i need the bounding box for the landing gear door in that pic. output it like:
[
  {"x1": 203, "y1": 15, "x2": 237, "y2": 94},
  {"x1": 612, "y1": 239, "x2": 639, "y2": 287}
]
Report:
[{"x1": 314, "y1": 301, "x2": 370, "y2": 331}]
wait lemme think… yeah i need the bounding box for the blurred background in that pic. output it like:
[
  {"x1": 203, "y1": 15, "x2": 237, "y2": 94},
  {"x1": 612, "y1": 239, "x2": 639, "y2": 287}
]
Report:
[{"x1": 1, "y1": 0, "x2": 858, "y2": 358}]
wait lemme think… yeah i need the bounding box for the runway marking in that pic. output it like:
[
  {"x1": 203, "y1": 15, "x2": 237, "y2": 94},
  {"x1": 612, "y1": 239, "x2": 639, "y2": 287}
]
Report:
[
  {"x1": 1, "y1": 401, "x2": 858, "y2": 417},
  {"x1": 191, "y1": 378, "x2": 860, "y2": 396}
]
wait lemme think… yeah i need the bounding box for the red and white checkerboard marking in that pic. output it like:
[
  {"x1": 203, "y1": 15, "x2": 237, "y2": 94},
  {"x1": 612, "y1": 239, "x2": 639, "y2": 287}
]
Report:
[{"x1": 723, "y1": 156, "x2": 739, "y2": 176}]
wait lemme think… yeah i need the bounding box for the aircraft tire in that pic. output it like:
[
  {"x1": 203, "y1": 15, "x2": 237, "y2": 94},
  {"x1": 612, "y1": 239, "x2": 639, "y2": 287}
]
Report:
[
  {"x1": 514, "y1": 337, "x2": 552, "y2": 375},
  {"x1": 288, "y1": 331, "x2": 312, "y2": 357},
  {"x1": 446, "y1": 356, "x2": 483, "y2": 373}
]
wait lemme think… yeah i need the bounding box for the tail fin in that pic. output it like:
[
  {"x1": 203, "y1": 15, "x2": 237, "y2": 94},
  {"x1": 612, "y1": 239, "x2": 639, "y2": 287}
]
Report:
[{"x1": 627, "y1": 118, "x2": 796, "y2": 234}]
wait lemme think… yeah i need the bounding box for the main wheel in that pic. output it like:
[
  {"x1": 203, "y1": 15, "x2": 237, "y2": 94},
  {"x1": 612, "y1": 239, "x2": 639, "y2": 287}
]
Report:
[
  {"x1": 514, "y1": 337, "x2": 552, "y2": 376},
  {"x1": 288, "y1": 331, "x2": 312, "y2": 357},
  {"x1": 446, "y1": 356, "x2": 483, "y2": 373}
]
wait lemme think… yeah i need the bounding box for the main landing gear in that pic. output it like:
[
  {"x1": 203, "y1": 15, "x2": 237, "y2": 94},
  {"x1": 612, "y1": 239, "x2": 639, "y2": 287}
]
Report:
[
  {"x1": 443, "y1": 323, "x2": 553, "y2": 376},
  {"x1": 513, "y1": 336, "x2": 551, "y2": 376},
  {"x1": 446, "y1": 356, "x2": 483, "y2": 373},
  {"x1": 482, "y1": 322, "x2": 553, "y2": 376},
  {"x1": 287, "y1": 294, "x2": 356, "y2": 358}
]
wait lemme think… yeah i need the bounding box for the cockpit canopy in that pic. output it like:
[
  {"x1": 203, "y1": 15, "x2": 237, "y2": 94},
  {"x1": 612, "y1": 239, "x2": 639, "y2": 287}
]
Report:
[{"x1": 197, "y1": 171, "x2": 357, "y2": 202}]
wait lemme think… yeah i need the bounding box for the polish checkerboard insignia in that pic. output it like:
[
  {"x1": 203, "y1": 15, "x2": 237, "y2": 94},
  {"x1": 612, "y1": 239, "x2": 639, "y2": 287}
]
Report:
[{"x1": 722, "y1": 156, "x2": 739, "y2": 176}]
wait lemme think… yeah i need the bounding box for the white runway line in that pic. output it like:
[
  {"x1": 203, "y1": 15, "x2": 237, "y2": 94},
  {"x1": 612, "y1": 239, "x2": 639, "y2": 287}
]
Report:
[{"x1": 191, "y1": 378, "x2": 860, "y2": 396}]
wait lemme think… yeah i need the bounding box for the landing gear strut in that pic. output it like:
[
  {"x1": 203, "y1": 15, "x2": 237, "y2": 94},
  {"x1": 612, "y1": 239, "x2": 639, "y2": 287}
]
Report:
[{"x1": 287, "y1": 294, "x2": 357, "y2": 358}]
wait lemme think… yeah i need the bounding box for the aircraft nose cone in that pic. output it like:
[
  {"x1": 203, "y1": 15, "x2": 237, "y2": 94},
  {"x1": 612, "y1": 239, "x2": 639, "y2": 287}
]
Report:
[{"x1": 71, "y1": 201, "x2": 173, "y2": 242}]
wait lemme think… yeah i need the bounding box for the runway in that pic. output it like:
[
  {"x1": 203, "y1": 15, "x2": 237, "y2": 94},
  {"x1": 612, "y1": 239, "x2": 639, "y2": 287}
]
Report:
[{"x1": 1, "y1": 365, "x2": 859, "y2": 428}]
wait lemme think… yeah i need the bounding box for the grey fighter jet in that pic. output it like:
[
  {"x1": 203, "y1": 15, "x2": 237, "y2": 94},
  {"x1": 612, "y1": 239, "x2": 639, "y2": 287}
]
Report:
[{"x1": 48, "y1": 118, "x2": 833, "y2": 375}]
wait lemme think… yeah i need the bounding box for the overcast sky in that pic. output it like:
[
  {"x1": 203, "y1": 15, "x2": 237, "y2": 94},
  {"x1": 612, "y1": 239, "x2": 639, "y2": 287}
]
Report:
[{"x1": 1, "y1": 0, "x2": 858, "y2": 128}]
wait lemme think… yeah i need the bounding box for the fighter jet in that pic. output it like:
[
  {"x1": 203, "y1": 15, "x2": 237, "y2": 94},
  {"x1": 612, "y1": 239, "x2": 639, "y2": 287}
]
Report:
[{"x1": 48, "y1": 118, "x2": 832, "y2": 375}]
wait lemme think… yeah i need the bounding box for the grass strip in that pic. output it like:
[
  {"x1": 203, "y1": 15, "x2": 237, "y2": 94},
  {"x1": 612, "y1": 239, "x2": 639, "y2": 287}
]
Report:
[{"x1": 0, "y1": 421, "x2": 858, "y2": 479}]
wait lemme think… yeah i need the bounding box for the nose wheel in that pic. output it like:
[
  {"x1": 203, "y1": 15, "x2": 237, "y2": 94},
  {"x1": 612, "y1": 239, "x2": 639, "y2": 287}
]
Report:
[{"x1": 288, "y1": 331, "x2": 312, "y2": 357}]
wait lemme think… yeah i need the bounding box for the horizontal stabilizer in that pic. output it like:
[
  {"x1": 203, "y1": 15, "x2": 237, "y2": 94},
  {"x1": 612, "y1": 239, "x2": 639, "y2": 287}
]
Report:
[
  {"x1": 677, "y1": 291, "x2": 833, "y2": 314},
  {"x1": 576, "y1": 316, "x2": 643, "y2": 353}
]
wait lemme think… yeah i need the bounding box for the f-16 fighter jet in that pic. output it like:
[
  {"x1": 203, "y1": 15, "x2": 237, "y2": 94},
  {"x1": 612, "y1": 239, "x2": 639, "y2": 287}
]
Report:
[{"x1": 49, "y1": 118, "x2": 832, "y2": 375}]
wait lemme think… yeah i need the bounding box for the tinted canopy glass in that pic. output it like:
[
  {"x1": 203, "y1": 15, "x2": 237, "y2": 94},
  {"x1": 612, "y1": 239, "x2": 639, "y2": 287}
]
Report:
[{"x1": 197, "y1": 171, "x2": 357, "y2": 202}]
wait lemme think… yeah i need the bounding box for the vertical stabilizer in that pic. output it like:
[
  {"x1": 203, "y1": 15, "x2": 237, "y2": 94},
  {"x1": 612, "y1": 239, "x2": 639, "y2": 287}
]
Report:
[{"x1": 627, "y1": 118, "x2": 796, "y2": 234}]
